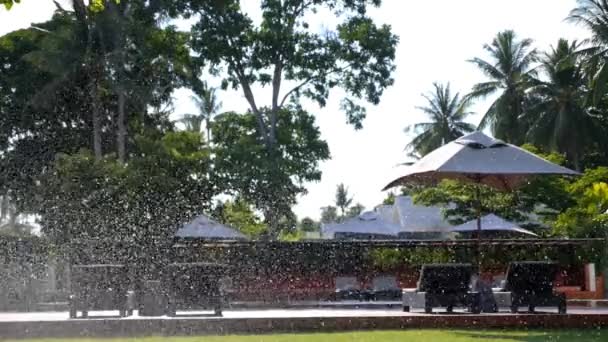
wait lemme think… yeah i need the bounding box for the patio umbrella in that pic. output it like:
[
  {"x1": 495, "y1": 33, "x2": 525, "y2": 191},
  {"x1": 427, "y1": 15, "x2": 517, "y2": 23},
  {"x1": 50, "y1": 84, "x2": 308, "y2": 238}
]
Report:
[
  {"x1": 384, "y1": 131, "x2": 578, "y2": 191},
  {"x1": 450, "y1": 214, "x2": 538, "y2": 237},
  {"x1": 383, "y1": 131, "x2": 578, "y2": 256}
]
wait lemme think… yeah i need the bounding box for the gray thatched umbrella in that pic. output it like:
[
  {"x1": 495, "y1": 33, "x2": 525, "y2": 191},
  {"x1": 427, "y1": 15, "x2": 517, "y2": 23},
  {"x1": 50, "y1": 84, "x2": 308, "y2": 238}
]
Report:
[
  {"x1": 175, "y1": 215, "x2": 247, "y2": 240},
  {"x1": 383, "y1": 131, "x2": 578, "y2": 247}
]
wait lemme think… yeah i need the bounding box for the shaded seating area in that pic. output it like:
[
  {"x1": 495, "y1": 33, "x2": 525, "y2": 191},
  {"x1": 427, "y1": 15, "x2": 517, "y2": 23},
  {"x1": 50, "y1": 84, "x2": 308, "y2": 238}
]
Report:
[
  {"x1": 494, "y1": 261, "x2": 567, "y2": 314},
  {"x1": 404, "y1": 264, "x2": 480, "y2": 314},
  {"x1": 60, "y1": 238, "x2": 601, "y2": 317},
  {"x1": 68, "y1": 264, "x2": 135, "y2": 318}
]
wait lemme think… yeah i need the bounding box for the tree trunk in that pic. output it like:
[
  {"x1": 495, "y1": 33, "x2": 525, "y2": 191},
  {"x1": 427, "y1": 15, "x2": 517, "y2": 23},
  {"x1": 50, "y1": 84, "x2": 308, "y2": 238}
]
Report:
[
  {"x1": 91, "y1": 83, "x2": 102, "y2": 160},
  {"x1": 206, "y1": 117, "x2": 211, "y2": 145},
  {"x1": 117, "y1": 89, "x2": 127, "y2": 163},
  {"x1": 264, "y1": 207, "x2": 280, "y2": 239},
  {"x1": 270, "y1": 62, "x2": 282, "y2": 145},
  {"x1": 572, "y1": 152, "x2": 581, "y2": 172}
]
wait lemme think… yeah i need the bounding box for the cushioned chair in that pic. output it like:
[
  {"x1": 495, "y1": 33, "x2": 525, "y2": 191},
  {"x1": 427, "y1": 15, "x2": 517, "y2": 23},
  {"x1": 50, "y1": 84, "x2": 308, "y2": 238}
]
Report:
[
  {"x1": 497, "y1": 261, "x2": 566, "y2": 314},
  {"x1": 404, "y1": 263, "x2": 480, "y2": 314}
]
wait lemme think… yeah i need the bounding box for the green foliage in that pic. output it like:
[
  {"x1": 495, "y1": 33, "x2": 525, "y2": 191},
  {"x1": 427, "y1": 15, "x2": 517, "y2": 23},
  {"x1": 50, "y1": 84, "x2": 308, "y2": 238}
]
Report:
[
  {"x1": 180, "y1": 81, "x2": 221, "y2": 144},
  {"x1": 346, "y1": 203, "x2": 365, "y2": 218},
  {"x1": 212, "y1": 107, "x2": 330, "y2": 236},
  {"x1": 523, "y1": 39, "x2": 601, "y2": 171},
  {"x1": 468, "y1": 30, "x2": 537, "y2": 145},
  {"x1": 298, "y1": 217, "x2": 320, "y2": 232},
  {"x1": 370, "y1": 248, "x2": 459, "y2": 269},
  {"x1": 89, "y1": 0, "x2": 111, "y2": 12},
  {"x1": 320, "y1": 206, "x2": 339, "y2": 224},
  {"x1": 36, "y1": 131, "x2": 216, "y2": 243},
  {"x1": 413, "y1": 180, "x2": 522, "y2": 225},
  {"x1": 213, "y1": 198, "x2": 267, "y2": 238},
  {"x1": 405, "y1": 82, "x2": 475, "y2": 156},
  {"x1": 184, "y1": 0, "x2": 398, "y2": 144},
  {"x1": 1, "y1": 0, "x2": 19, "y2": 10},
  {"x1": 382, "y1": 192, "x2": 395, "y2": 205},
  {"x1": 553, "y1": 168, "x2": 608, "y2": 239},
  {"x1": 335, "y1": 183, "x2": 353, "y2": 217},
  {"x1": 278, "y1": 229, "x2": 305, "y2": 242}
]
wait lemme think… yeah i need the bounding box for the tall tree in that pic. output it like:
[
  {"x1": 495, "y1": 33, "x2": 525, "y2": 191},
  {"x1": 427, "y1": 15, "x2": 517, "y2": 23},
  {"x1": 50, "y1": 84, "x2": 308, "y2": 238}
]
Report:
[
  {"x1": 25, "y1": 1, "x2": 106, "y2": 160},
  {"x1": 180, "y1": 81, "x2": 221, "y2": 143},
  {"x1": 568, "y1": 0, "x2": 608, "y2": 103},
  {"x1": 347, "y1": 203, "x2": 365, "y2": 218},
  {"x1": 212, "y1": 108, "x2": 330, "y2": 236},
  {"x1": 183, "y1": 0, "x2": 398, "y2": 147},
  {"x1": 0, "y1": 2, "x2": 193, "y2": 237},
  {"x1": 468, "y1": 30, "x2": 537, "y2": 144},
  {"x1": 320, "y1": 206, "x2": 339, "y2": 224},
  {"x1": 524, "y1": 39, "x2": 601, "y2": 171},
  {"x1": 335, "y1": 183, "x2": 353, "y2": 217},
  {"x1": 37, "y1": 131, "x2": 217, "y2": 243},
  {"x1": 405, "y1": 82, "x2": 475, "y2": 156},
  {"x1": 176, "y1": 0, "x2": 396, "y2": 235}
]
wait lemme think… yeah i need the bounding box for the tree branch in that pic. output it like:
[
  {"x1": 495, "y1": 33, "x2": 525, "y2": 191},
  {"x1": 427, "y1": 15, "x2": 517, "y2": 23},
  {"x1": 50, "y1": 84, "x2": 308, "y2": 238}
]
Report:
[
  {"x1": 278, "y1": 63, "x2": 354, "y2": 108},
  {"x1": 269, "y1": 61, "x2": 283, "y2": 144}
]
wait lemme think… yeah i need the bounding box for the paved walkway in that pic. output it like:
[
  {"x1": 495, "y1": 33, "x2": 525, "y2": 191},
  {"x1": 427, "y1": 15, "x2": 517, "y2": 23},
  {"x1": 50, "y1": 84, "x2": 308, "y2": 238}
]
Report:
[{"x1": 1, "y1": 306, "x2": 608, "y2": 322}]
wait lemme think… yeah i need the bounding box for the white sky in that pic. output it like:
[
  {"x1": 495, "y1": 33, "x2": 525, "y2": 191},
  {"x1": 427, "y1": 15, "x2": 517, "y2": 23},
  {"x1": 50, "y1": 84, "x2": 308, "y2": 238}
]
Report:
[{"x1": 0, "y1": 0, "x2": 589, "y2": 220}]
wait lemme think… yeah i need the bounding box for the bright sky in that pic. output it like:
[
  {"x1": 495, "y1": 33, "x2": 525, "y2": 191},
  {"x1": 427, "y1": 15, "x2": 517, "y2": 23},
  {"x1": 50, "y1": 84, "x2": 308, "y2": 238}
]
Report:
[{"x1": 0, "y1": 0, "x2": 589, "y2": 220}]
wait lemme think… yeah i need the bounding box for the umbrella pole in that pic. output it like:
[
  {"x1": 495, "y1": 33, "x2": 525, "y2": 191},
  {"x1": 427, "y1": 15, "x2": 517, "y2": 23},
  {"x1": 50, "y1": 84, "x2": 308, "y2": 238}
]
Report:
[
  {"x1": 475, "y1": 185, "x2": 482, "y2": 271},
  {"x1": 476, "y1": 212, "x2": 481, "y2": 268}
]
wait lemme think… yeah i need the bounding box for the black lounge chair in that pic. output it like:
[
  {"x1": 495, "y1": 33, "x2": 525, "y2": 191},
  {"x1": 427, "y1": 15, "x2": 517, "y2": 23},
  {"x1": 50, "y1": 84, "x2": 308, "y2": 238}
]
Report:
[
  {"x1": 499, "y1": 261, "x2": 566, "y2": 314},
  {"x1": 417, "y1": 263, "x2": 480, "y2": 314},
  {"x1": 68, "y1": 264, "x2": 135, "y2": 318},
  {"x1": 162, "y1": 262, "x2": 227, "y2": 317}
]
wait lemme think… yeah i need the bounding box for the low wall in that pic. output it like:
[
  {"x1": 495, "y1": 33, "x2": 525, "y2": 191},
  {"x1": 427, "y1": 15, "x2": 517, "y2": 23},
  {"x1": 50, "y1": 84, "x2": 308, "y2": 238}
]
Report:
[{"x1": 2, "y1": 313, "x2": 608, "y2": 339}]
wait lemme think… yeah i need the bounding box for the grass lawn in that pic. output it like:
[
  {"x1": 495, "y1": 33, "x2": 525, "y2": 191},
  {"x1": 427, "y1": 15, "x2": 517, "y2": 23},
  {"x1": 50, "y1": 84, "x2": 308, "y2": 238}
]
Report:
[{"x1": 2, "y1": 330, "x2": 607, "y2": 342}]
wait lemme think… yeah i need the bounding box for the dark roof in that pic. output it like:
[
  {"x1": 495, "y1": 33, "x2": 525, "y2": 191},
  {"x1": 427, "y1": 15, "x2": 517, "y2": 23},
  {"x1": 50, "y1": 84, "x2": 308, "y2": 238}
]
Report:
[
  {"x1": 173, "y1": 238, "x2": 603, "y2": 249},
  {"x1": 175, "y1": 215, "x2": 247, "y2": 240}
]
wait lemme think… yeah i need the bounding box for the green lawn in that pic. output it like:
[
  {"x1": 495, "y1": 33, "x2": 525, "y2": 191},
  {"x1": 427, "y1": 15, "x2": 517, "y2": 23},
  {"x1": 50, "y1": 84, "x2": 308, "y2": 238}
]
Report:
[{"x1": 3, "y1": 330, "x2": 607, "y2": 342}]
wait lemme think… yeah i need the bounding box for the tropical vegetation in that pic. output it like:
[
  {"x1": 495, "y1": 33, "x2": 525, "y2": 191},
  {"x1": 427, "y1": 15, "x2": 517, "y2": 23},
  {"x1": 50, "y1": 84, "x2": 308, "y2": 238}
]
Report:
[
  {"x1": 5, "y1": 0, "x2": 608, "y2": 244},
  {"x1": 405, "y1": 82, "x2": 475, "y2": 156}
]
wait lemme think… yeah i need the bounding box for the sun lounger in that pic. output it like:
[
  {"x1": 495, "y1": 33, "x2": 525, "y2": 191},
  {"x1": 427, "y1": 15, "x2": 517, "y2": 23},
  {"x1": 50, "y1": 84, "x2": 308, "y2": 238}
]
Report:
[
  {"x1": 162, "y1": 262, "x2": 227, "y2": 316},
  {"x1": 68, "y1": 264, "x2": 135, "y2": 318},
  {"x1": 404, "y1": 263, "x2": 480, "y2": 313},
  {"x1": 495, "y1": 261, "x2": 566, "y2": 314}
]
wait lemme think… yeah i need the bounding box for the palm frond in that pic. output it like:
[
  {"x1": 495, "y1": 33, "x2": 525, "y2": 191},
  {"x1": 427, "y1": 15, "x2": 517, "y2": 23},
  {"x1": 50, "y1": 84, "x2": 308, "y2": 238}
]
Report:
[
  {"x1": 468, "y1": 57, "x2": 505, "y2": 80},
  {"x1": 477, "y1": 98, "x2": 499, "y2": 130}
]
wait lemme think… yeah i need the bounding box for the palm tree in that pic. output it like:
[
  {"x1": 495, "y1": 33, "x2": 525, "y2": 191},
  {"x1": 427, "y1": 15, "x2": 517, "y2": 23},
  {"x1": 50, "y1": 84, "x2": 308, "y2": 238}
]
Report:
[
  {"x1": 524, "y1": 39, "x2": 602, "y2": 171},
  {"x1": 27, "y1": 1, "x2": 106, "y2": 160},
  {"x1": 568, "y1": 0, "x2": 608, "y2": 103},
  {"x1": 334, "y1": 183, "x2": 353, "y2": 219},
  {"x1": 405, "y1": 82, "x2": 476, "y2": 156},
  {"x1": 468, "y1": 30, "x2": 538, "y2": 144},
  {"x1": 180, "y1": 82, "x2": 221, "y2": 143}
]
